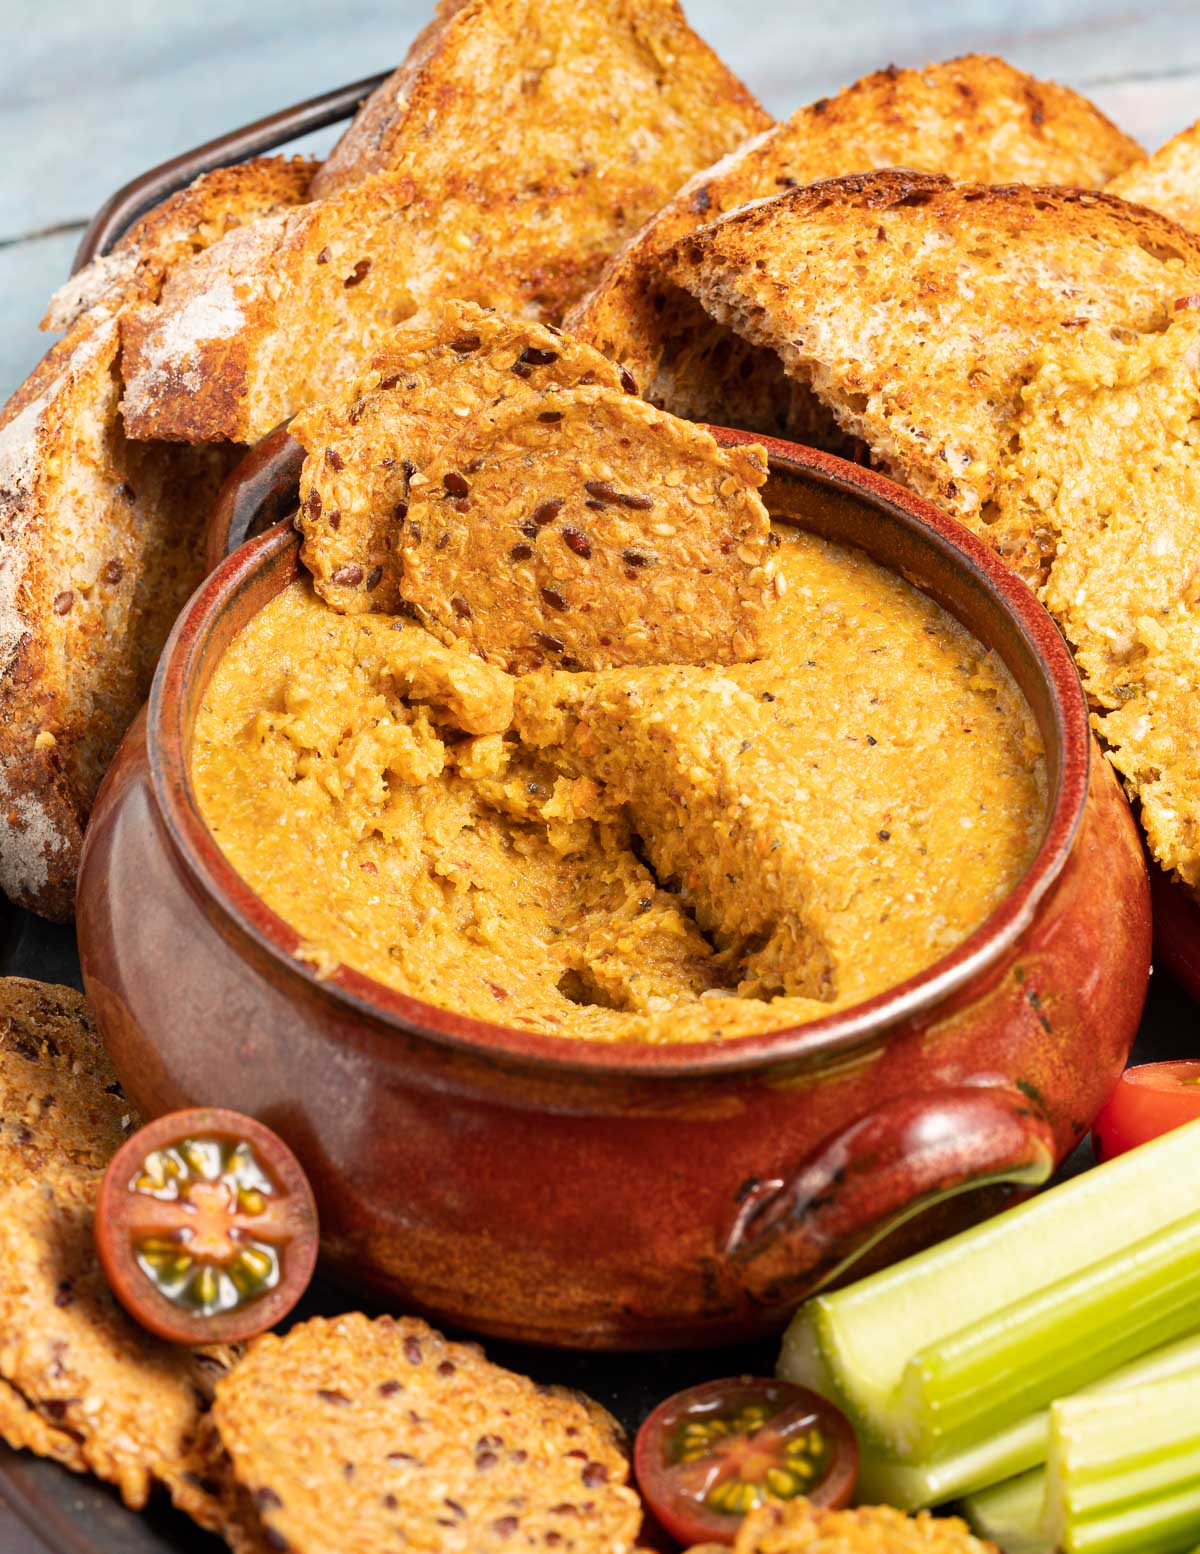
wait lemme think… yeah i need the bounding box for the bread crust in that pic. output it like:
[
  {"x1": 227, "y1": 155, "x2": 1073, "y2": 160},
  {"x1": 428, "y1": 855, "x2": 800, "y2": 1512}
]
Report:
[
  {"x1": 1108, "y1": 118, "x2": 1200, "y2": 235},
  {"x1": 118, "y1": 0, "x2": 767, "y2": 446},
  {"x1": 43, "y1": 157, "x2": 318, "y2": 335},
  {"x1": 661, "y1": 170, "x2": 1200, "y2": 538},
  {"x1": 312, "y1": 0, "x2": 766, "y2": 197},
  {"x1": 569, "y1": 54, "x2": 1145, "y2": 416},
  {"x1": 0, "y1": 160, "x2": 315, "y2": 918}
]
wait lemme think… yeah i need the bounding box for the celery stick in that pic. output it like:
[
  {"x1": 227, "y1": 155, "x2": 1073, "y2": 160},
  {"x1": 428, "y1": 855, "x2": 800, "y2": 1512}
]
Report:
[
  {"x1": 1043, "y1": 1375, "x2": 1200, "y2": 1554},
  {"x1": 895, "y1": 1213, "x2": 1200, "y2": 1456},
  {"x1": 856, "y1": 1329, "x2": 1200, "y2": 1510},
  {"x1": 963, "y1": 1469, "x2": 1052, "y2": 1554},
  {"x1": 778, "y1": 1118, "x2": 1200, "y2": 1459}
]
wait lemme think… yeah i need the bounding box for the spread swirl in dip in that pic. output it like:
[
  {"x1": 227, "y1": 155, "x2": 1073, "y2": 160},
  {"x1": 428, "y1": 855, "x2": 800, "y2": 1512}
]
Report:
[{"x1": 191, "y1": 524, "x2": 1046, "y2": 1043}]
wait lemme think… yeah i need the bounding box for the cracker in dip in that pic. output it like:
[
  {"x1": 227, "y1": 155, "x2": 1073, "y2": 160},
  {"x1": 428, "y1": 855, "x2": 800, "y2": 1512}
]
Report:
[{"x1": 293, "y1": 301, "x2": 632, "y2": 616}]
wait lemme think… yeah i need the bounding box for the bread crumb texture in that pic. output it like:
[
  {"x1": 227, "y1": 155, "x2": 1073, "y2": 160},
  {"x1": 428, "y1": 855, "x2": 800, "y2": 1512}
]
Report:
[
  {"x1": 687, "y1": 1496, "x2": 998, "y2": 1554},
  {"x1": 570, "y1": 53, "x2": 1143, "y2": 431}
]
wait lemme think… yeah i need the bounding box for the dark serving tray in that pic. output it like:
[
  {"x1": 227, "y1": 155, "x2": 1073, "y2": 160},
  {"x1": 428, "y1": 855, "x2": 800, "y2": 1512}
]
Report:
[{"x1": 1, "y1": 80, "x2": 1195, "y2": 1554}]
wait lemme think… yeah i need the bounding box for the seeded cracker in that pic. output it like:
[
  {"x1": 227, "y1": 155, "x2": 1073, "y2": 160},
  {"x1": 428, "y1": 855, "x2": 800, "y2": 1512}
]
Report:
[
  {"x1": 0, "y1": 976, "x2": 137, "y2": 1186},
  {"x1": 293, "y1": 301, "x2": 632, "y2": 615},
  {"x1": 0, "y1": 1375, "x2": 87, "y2": 1473},
  {"x1": 208, "y1": 1313, "x2": 643, "y2": 1554},
  {"x1": 696, "y1": 1498, "x2": 998, "y2": 1554},
  {"x1": 402, "y1": 386, "x2": 773, "y2": 671},
  {"x1": 0, "y1": 1173, "x2": 237, "y2": 1513}
]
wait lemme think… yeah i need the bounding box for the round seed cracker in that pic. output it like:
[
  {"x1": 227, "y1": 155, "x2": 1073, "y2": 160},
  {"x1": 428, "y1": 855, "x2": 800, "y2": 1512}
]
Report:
[
  {"x1": 0, "y1": 977, "x2": 137, "y2": 1186},
  {"x1": 0, "y1": 1174, "x2": 238, "y2": 1513},
  {"x1": 0, "y1": 1374, "x2": 87, "y2": 1474},
  {"x1": 400, "y1": 385, "x2": 773, "y2": 671},
  {"x1": 293, "y1": 299, "x2": 631, "y2": 615},
  {"x1": 703, "y1": 1498, "x2": 999, "y2": 1554},
  {"x1": 210, "y1": 1313, "x2": 644, "y2": 1554}
]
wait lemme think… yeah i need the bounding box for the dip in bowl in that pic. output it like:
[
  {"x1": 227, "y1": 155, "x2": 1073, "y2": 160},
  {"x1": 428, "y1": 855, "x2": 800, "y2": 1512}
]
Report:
[{"x1": 77, "y1": 432, "x2": 1151, "y2": 1348}]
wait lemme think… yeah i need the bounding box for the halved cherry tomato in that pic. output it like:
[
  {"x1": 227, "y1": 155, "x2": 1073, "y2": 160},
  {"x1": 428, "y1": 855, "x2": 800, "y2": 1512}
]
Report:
[
  {"x1": 1093, "y1": 1062, "x2": 1200, "y2": 1162},
  {"x1": 634, "y1": 1378, "x2": 859, "y2": 1547},
  {"x1": 95, "y1": 1107, "x2": 318, "y2": 1345}
]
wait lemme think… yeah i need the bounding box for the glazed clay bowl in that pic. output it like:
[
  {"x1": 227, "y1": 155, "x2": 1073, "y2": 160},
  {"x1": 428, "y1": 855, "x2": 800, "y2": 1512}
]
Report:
[{"x1": 77, "y1": 432, "x2": 1151, "y2": 1350}]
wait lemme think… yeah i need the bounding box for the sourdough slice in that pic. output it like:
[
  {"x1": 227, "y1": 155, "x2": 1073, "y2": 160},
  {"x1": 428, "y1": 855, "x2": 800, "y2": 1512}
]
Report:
[
  {"x1": 660, "y1": 172, "x2": 1200, "y2": 580},
  {"x1": 513, "y1": 667, "x2": 836, "y2": 1002},
  {"x1": 291, "y1": 301, "x2": 631, "y2": 614},
  {"x1": 0, "y1": 161, "x2": 319, "y2": 918},
  {"x1": 400, "y1": 386, "x2": 773, "y2": 670},
  {"x1": 311, "y1": 0, "x2": 766, "y2": 198},
  {"x1": 998, "y1": 311, "x2": 1200, "y2": 890},
  {"x1": 0, "y1": 314, "x2": 237, "y2": 918},
  {"x1": 43, "y1": 157, "x2": 318, "y2": 334},
  {"x1": 118, "y1": 0, "x2": 768, "y2": 446},
  {"x1": 568, "y1": 55, "x2": 1144, "y2": 427},
  {"x1": 1108, "y1": 119, "x2": 1200, "y2": 235}
]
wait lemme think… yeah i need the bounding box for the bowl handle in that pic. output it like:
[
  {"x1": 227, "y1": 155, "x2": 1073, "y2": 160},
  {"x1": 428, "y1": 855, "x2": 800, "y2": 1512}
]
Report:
[{"x1": 724, "y1": 1085, "x2": 1056, "y2": 1307}]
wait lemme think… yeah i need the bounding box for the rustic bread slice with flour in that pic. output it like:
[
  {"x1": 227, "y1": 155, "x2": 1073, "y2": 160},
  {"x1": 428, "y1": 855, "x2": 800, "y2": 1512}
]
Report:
[
  {"x1": 118, "y1": 0, "x2": 768, "y2": 445},
  {"x1": 997, "y1": 310, "x2": 1200, "y2": 891},
  {"x1": 0, "y1": 159, "x2": 317, "y2": 919},
  {"x1": 43, "y1": 157, "x2": 318, "y2": 334},
  {"x1": 660, "y1": 171, "x2": 1200, "y2": 579},
  {"x1": 0, "y1": 314, "x2": 237, "y2": 919},
  {"x1": 1108, "y1": 119, "x2": 1200, "y2": 235},
  {"x1": 568, "y1": 55, "x2": 1144, "y2": 426}
]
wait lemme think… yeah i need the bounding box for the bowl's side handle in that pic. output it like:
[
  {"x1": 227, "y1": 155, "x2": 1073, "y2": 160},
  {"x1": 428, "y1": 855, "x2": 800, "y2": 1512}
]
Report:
[
  {"x1": 204, "y1": 424, "x2": 305, "y2": 572},
  {"x1": 724, "y1": 1086, "x2": 1056, "y2": 1307}
]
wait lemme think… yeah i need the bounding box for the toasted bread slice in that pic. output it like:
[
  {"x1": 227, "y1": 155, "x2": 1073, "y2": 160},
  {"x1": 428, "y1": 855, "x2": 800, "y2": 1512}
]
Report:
[
  {"x1": 401, "y1": 385, "x2": 773, "y2": 670},
  {"x1": 569, "y1": 55, "x2": 1144, "y2": 424},
  {"x1": 1108, "y1": 119, "x2": 1200, "y2": 235},
  {"x1": 118, "y1": 0, "x2": 767, "y2": 446},
  {"x1": 312, "y1": 0, "x2": 767, "y2": 198},
  {"x1": 998, "y1": 311, "x2": 1200, "y2": 890},
  {"x1": 292, "y1": 301, "x2": 632, "y2": 615},
  {"x1": 0, "y1": 161, "x2": 318, "y2": 919},
  {"x1": 659, "y1": 173, "x2": 1200, "y2": 890},
  {"x1": 0, "y1": 314, "x2": 236, "y2": 918},
  {"x1": 660, "y1": 172, "x2": 1200, "y2": 575},
  {"x1": 43, "y1": 157, "x2": 318, "y2": 335}
]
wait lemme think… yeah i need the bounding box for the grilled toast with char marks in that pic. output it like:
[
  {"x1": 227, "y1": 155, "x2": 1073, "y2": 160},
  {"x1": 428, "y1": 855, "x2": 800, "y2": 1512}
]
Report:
[{"x1": 117, "y1": 0, "x2": 768, "y2": 446}]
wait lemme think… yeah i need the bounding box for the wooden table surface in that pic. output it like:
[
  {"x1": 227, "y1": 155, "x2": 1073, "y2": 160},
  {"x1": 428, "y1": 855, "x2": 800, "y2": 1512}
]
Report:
[
  {"x1": 2, "y1": 3, "x2": 1199, "y2": 1550},
  {"x1": 3, "y1": 0, "x2": 1200, "y2": 399}
]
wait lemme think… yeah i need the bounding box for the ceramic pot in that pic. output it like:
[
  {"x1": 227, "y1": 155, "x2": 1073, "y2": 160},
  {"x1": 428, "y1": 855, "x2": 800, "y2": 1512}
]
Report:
[{"x1": 76, "y1": 433, "x2": 1151, "y2": 1349}]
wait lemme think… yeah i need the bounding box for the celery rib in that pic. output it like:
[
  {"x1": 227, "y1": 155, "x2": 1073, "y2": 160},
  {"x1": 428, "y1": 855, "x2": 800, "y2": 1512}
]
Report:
[
  {"x1": 778, "y1": 1119, "x2": 1200, "y2": 1462},
  {"x1": 1043, "y1": 1375, "x2": 1200, "y2": 1554},
  {"x1": 859, "y1": 1328, "x2": 1200, "y2": 1511}
]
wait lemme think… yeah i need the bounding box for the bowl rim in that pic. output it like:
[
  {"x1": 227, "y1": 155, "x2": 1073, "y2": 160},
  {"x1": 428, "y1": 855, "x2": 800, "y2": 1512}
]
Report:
[{"x1": 147, "y1": 432, "x2": 1090, "y2": 1078}]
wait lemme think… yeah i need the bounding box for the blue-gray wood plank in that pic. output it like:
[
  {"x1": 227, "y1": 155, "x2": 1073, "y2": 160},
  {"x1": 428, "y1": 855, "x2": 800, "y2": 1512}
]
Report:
[{"x1": 2, "y1": 1, "x2": 1199, "y2": 393}]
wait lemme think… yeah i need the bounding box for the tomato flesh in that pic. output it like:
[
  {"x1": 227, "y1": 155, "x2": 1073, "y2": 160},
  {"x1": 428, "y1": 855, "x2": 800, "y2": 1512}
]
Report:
[
  {"x1": 634, "y1": 1378, "x2": 858, "y2": 1546},
  {"x1": 96, "y1": 1107, "x2": 318, "y2": 1345},
  {"x1": 1093, "y1": 1062, "x2": 1200, "y2": 1162}
]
